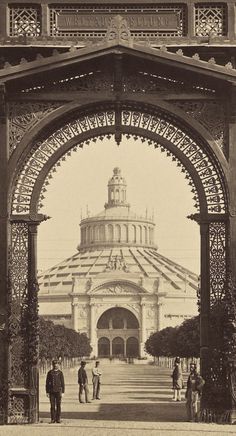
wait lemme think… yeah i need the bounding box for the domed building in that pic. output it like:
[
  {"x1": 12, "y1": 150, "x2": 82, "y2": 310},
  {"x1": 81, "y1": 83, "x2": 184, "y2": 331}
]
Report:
[{"x1": 38, "y1": 167, "x2": 199, "y2": 357}]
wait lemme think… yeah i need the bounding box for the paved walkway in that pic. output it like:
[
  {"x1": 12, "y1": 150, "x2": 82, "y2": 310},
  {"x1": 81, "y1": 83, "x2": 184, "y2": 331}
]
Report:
[{"x1": 1, "y1": 362, "x2": 236, "y2": 435}]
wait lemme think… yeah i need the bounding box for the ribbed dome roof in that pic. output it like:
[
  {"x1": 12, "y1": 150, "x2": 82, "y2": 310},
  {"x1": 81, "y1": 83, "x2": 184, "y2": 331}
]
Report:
[{"x1": 38, "y1": 246, "x2": 198, "y2": 295}]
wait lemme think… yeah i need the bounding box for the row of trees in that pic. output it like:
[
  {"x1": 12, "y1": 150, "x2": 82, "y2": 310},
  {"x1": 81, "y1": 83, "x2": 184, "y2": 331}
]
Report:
[
  {"x1": 145, "y1": 316, "x2": 200, "y2": 357},
  {"x1": 39, "y1": 317, "x2": 92, "y2": 359}
]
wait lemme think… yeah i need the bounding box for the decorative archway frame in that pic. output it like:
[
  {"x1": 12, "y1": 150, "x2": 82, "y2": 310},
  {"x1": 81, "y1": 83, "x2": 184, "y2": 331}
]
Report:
[
  {"x1": 10, "y1": 99, "x2": 228, "y2": 219},
  {"x1": 1, "y1": 34, "x2": 236, "y2": 423}
]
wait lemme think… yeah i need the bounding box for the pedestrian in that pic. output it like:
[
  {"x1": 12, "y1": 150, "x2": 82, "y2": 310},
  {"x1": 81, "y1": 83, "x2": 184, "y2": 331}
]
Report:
[
  {"x1": 171, "y1": 357, "x2": 184, "y2": 401},
  {"x1": 46, "y1": 359, "x2": 65, "y2": 424},
  {"x1": 92, "y1": 360, "x2": 102, "y2": 400},
  {"x1": 185, "y1": 362, "x2": 205, "y2": 422},
  {"x1": 78, "y1": 361, "x2": 91, "y2": 403}
]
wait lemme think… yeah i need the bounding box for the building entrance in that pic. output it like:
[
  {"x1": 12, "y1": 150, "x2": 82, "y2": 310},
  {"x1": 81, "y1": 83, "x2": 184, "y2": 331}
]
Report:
[{"x1": 97, "y1": 308, "x2": 140, "y2": 358}]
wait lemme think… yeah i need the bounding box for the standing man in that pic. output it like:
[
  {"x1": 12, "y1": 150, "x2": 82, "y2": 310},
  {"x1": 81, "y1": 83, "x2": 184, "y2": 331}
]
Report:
[
  {"x1": 78, "y1": 361, "x2": 91, "y2": 403},
  {"x1": 185, "y1": 362, "x2": 205, "y2": 422},
  {"x1": 92, "y1": 361, "x2": 102, "y2": 400},
  {"x1": 171, "y1": 357, "x2": 184, "y2": 401},
  {"x1": 46, "y1": 359, "x2": 65, "y2": 424}
]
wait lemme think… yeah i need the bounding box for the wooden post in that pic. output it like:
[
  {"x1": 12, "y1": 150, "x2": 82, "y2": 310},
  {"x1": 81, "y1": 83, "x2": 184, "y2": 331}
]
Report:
[
  {"x1": 199, "y1": 221, "x2": 210, "y2": 378},
  {"x1": 28, "y1": 222, "x2": 40, "y2": 424},
  {"x1": 0, "y1": 84, "x2": 9, "y2": 424},
  {"x1": 228, "y1": 83, "x2": 236, "y2": 423}
]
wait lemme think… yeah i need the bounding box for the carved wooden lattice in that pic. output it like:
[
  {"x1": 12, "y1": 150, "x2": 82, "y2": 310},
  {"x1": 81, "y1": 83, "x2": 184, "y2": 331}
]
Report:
[
  {"x1": 121, "y1": 109, "x2": 226, "y2": 214},
  {"x1": 11, "y1": 106, "x2": 227, "y2": 215},
  {"x1": 49, "y1": 4, "x2": 186, "y2": 39},
  {"x1": 9, "y1": 6, "x2": 41, "y2": 37},
  {"x1": 9, "y1": 102, "x2": 63, "y2": 156},
  {"x1": 172, "y1": 100, "x2": 227, "y2": 154},
  {"x1": 195, "y1": 4, "x2": 226, "y2": 37},
  {"x1": 8, "y1": 395, "x2": 29, "y2": 424},
  {"x1": 12, "y1": 109, "x2": 115, "y2": 214},
  {"x1": 9, "y1": 223, "x2": 29, "y2": 389},
  {"x1": 209, "y1": 221, "x2": 227, "y2": 306}
]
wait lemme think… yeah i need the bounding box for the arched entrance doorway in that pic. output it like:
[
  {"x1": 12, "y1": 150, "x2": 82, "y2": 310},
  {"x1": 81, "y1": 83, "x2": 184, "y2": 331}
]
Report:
[
  {"x1": 97, "y1": 308, "x2": 139, "y2": 357},
  {"x1": 98, "y1": 337, "x2": 110, "y2": 357},
  {"x1": 1, "y1": 27, "x2": 235, "y2": 423},
  {"x1": 112, "y1": 337, "x2": 125, "y2": 356},
  {"x1": 126, "y1": 337, "x2": 139, "y2": 358}
]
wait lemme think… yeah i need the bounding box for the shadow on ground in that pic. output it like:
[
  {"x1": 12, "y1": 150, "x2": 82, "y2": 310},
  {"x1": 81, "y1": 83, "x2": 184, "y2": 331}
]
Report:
[{"x1": 40, "y1": 402, "x2": 186, "y2": 422}]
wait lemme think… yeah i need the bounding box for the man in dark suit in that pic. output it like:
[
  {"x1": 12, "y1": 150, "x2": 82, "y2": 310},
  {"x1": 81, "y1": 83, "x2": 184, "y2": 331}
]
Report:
[
  {"x1": 46, "y1": 359, "x2": 65, "y2": 423},
  {"x1": 78, "y1": 361, "x2": 91, "y2": 403}
]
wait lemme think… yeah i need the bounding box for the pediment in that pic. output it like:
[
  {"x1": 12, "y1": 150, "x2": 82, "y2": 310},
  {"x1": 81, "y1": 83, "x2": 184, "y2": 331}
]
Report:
[
  {"x1": 88, "y1": 282, "x2": 146, "y2": 295},
  {"x1": 1, "y1": 39, "x2": 236, "y2": 93}
]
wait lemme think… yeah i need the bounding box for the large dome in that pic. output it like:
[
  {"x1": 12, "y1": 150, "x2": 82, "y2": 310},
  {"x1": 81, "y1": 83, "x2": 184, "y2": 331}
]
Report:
[{"x1": 38, "y1": 168, "x2": 198, "y2": 358}]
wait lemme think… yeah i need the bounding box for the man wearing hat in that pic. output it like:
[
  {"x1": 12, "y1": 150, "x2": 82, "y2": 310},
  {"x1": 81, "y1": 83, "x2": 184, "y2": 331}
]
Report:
[
  {"x1": 46, "y1": 359, "x2": 65, "y2": 423},
  {"x1": 78, "y1": 361, "x2": 91, "y2": 403},
  {"x1": 171, "y1": 357, "x2": 184, "y2": 401},
  {"x1": 92, "y1": 361, "x2": 102, "y2": 400}
]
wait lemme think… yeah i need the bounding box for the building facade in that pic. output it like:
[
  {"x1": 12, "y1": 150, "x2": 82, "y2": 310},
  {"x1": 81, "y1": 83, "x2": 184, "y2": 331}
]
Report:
[{"x1": 38, "y1": 167, "x2": 198, "y2": 357}]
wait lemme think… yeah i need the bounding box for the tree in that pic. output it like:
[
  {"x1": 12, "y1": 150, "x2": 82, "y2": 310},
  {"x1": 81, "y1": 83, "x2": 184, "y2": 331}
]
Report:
[
  {"x1": 145, "y1": 326, "x2": 177, "y2": 357},
  {"x1": 145, "y1": 316, "x2": 200, "y2": 358},
  {"x1": 39, "y1": 317, "x2": 92, "y2": 359}
]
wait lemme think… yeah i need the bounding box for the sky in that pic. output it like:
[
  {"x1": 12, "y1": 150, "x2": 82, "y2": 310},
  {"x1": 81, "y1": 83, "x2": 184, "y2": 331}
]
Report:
[{"x1": 38, "y1": 137, "x2": 200, "y2": 274}]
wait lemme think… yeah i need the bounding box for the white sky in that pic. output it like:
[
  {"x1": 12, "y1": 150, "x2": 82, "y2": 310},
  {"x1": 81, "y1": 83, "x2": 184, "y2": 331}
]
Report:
[{"x1": 38, "y1": 137, "x2": 200, "y2": 274}]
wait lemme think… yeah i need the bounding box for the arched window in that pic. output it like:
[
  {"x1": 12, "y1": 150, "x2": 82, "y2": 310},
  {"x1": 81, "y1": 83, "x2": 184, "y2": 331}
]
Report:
[
  {"x1": 99, "y1": 224, "x2": 105, "y2": 241},
  {"x1": 114, "y1": 224, "x2": 121, "y2": 242},
  {"x1": 144, "y1": 226, "x2": 148, "y2": 244},
  {"x1": 108, "y1": 224, "x2": 113, "y2": 241}
]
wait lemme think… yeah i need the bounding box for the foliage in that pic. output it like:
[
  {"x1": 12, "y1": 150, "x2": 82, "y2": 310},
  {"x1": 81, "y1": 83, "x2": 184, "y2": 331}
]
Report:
[
  {"x1": 39, "y1": 316, "x2": 92, "y2": 359},
  {"x1": 145, "y1": 316, "x2": 200, "y2": 358}
]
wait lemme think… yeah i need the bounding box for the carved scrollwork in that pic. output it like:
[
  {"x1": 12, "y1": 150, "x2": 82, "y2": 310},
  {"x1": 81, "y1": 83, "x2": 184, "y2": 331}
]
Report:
[
  {"x1": 172, "y1": 100, "x2": 227, "y2": 154},
  {"x1": 9, "y1": 102, "x2": 63, "y2": 155}
]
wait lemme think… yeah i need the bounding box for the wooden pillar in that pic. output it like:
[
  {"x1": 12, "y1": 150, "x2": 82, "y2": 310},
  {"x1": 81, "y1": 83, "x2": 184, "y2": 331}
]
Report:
[
  {"x1": 228, "y1": 3, "x2": 236, "y2": 42},
  {"x1": 228, "y1": 83, "x2": 236, "y2": 423},
  {"x1": 41, "y1": 3, "x2": 49, "y2": 37},
  {"x1": 0, "y1": 84, "x2": 9, "y2": 424},
  {"x1": 228, "y1": 84, "x2": 236, "y2": 282},
  {"x1": 187, "y1": 2, "x2": 195, "y2": 39},
  {"x1": 199, "y1": 222, "x2": 210, "y2": 378},
  {"x1": 28, "y1": 222, "x2": 40, "y2": 424},
  {"x1": 0, "y1": 4, "x2": 7, "y2": 38}
]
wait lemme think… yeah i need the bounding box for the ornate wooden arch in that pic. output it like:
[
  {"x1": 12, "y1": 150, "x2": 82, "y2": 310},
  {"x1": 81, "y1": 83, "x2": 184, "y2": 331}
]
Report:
[{"x1": 10, "y1": 101, "x2": 228, "y2": 218}]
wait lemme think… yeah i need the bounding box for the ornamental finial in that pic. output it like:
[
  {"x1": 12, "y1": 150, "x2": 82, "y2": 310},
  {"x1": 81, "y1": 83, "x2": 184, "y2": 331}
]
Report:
[{"x1": 105, "y1": 15, "x2": 133, "y2": 46}]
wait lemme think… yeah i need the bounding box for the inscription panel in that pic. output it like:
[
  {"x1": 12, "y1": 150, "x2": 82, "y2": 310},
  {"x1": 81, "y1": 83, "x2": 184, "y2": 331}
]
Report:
[{"x1": 56, "y1": 12, "x2": 180, "y2": 32}]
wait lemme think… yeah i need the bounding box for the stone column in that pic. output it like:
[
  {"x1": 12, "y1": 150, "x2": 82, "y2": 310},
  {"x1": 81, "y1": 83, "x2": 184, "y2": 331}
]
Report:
[
  {"x1": 90, "y1": 302, "x2": 97, "y2": 357},
  {"x1": 157, "y1": 299, "x2": 164, "y2": 331},
  {"x1": 110, "y1": 339, "x2": 113, "y2": 357},
  {"x1": 124, "y1": 339, "x2": 127, "y2": 357},
  {"x1": 71, "y1": 298, "x2": 79, "y2": 331},
  {"x1": 140, "y1": 300, "x2": 146, "y2": 357}
]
